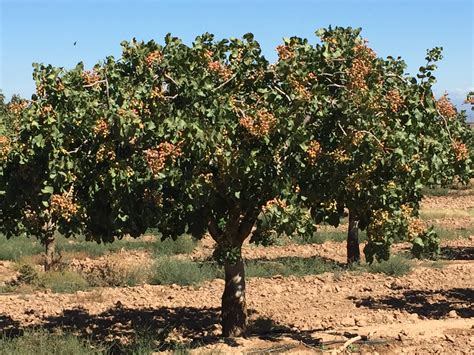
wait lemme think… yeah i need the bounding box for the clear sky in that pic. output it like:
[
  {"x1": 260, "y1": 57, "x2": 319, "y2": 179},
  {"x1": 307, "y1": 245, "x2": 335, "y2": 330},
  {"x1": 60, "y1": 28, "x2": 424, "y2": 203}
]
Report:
[{"x1": 1, "y1": 0, "x2": 473, "y2": 114}]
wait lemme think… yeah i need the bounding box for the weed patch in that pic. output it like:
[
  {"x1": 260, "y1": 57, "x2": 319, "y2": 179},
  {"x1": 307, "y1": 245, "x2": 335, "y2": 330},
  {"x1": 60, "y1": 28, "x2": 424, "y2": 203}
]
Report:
[
  {"x1": 150, "y1": 258, "x2": 220, "y2": 286},
  {"x1": 80, "y1": 259, "x2": 147, "y2": 288},
  {"x1": 0, "y1": 235, "x2": 43, "y2": 261},
  {"x1": 37, "y1": 271, "x2": 89, "y2": 293},
  {"x1": 293, "y1": 230, "x2": 367, "y2": 245},
  {"x1": 435, "y1": 227, "x2": 474, "y2": 240},
  {"x1": 420, "y1": 208, "x2": 474, "y2": 220},
  {"x1": 368, "y1": 255, "x2": 412, "y2": 276},
  {"x1": 0, "y1": 330, "x2": 102, "y2": 355},
  {"x1": 151, "y1": 235, "x2": 197, "y2": 256},
  {"x1": 246, "y1": 256, "x2": 342, "y2": 277},
  {"x1": 7, "y1": 263, "x2": 89, "y2": 293},
  {"x1": 0, "y1": 233, "x2": 197, "y2": 264}
]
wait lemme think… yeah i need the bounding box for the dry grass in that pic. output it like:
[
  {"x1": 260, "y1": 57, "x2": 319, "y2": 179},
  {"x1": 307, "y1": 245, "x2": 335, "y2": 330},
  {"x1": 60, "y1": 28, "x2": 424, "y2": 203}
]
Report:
[{"x1": 420, "y1": 208, "x2": 474, "y2": 219}]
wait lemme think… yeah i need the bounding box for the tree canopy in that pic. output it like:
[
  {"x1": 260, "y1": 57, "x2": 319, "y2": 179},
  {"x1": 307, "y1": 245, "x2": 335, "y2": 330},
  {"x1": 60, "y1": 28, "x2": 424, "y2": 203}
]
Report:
[{"x1": 1, "y1": 26, "x2": 472, "y2": 336}]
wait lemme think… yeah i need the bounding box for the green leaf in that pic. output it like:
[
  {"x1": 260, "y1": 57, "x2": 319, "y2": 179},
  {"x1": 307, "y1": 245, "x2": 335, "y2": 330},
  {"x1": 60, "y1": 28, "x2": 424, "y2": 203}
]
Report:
[{"x1": 41, "y1": 186, "x2": 54, "y2": 194}]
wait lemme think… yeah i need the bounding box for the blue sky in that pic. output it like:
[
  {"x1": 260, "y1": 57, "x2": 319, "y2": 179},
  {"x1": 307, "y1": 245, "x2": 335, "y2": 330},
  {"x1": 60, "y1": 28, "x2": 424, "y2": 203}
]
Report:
[{"x1": 1, "y1": 0, "x2": 473, "y2": 115}]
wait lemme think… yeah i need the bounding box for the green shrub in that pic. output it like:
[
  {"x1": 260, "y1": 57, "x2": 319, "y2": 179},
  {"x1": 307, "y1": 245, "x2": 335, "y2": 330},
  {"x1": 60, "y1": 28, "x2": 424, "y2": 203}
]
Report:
[
  {"x1": 0, "y1": 330, "x2": 103, "y2": 355},
  {"x1": 56, "y1": 236, "x2": 156, "y2": 258},
  {"x1": 37, "y1": 271, "x2": 89, "y2": 293},
  {"x1": 150, "y1": 258, "x2": 220, "y2": 286},
  {"x1": 293, "y1": 230, "x2": 367, "y2": 245},
  {"x1": 150, "y1": 256, "x2": 342, "y2": 286},
  {"x1": 368, "y1": 255, "x2": 412, "y2": 276},
  {"x1": 435, "y1": 226, "x2": 474, "y2": 240},
  {"x1": 151, "y1": 235, "x2": 197, "y2": 256},
  {"x1": 16, "y1": 264, "x2": 40, "y2": 284},
  {"x1": 10, "y1": 264, "x2": 89, "y2": 293},
  {"x1": 246, "y1": 257, "x2": 341, "y2": 277},
  {"x1": 0, "y1": 235, "x2": 44, "y2": 261},
  {"x1": 80, "y1": 258, "x2": 148, "y2": 288},
  {"x1": 411, "y1": 227, "x2": 440, "y2": 260}
]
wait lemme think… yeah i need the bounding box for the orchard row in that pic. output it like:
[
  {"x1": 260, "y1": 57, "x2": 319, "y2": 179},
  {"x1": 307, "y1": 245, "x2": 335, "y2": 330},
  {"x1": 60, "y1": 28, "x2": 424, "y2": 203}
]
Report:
[{"x1": 0, "y1": 27, "x2": 472, "y2": 336}]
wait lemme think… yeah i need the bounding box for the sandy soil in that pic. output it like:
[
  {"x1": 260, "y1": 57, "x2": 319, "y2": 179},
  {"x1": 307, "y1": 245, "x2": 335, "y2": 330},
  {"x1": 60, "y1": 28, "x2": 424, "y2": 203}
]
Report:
[{"x1": 0, "y1": 194, "x2": 472, "y2": 354}]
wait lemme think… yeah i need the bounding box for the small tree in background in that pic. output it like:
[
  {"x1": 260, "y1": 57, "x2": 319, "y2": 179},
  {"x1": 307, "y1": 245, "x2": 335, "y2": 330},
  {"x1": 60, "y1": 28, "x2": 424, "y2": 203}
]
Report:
[{"x1": 0, "y1": 67, "x2": 87, "y2": 270}]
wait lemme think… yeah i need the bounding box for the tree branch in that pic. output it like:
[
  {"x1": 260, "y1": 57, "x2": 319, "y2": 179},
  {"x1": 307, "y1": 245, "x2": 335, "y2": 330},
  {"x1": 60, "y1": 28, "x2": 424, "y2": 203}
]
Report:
[
  {"x1": 272, "y1": 85, "x2": 292, "y2": 103},
  {"x1": 83, "y1": 80, "x2": 106, "y2": 88},
  {"x1": 164, "y1": 73, "x2": 178, "y2": 86},
  {"x1": 207, "y1": 212, "x2": 223, "y2": 243},
  {"x1": 104, "y1": 74, "x2": 110, "y2": 106},
  {"x1": 359, "y1": 130, "x2": 386, "y2": 151},
  {"x1": 238, "y1": 206, "x2": 260, "y2": 242},
  {"x1": 338, "y1": 123, "x2": 348, "y2": 136},
  {"x1": 436, "y1": 109, "x2": 453, "y2": 142},
  {"x1": 66, "y1": 139, "x2": 89, "y2": 155},
  {"x1": 214, "y1": 74, "x2": 236, "y2": 91}
]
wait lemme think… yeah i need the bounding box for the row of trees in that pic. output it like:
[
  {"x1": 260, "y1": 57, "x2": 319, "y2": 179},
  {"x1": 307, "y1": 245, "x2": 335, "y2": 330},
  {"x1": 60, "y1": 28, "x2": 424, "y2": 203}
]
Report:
[{"x1": 0, "y1": 27, "x2": 472, "y2": 336}]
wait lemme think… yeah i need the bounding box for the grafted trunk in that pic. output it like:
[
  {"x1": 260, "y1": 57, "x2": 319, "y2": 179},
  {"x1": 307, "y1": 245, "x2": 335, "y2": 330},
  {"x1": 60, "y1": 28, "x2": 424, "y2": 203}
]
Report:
[
  {"x1": 44, "y1": 235, "x2": 56, "y2": 271},
  {"x1": 347, "y1": 210, "x2": 360, "y2": 264},
  {"x1": 221, "y1": 258, "x2": 247, "y2": 337}
]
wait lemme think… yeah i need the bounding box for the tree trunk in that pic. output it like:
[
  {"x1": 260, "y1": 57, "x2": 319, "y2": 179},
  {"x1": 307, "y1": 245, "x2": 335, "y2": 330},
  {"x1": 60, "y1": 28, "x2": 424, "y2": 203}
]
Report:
[
  {"x1": 44, "y1": 235, "x2": 56, "y2": 271},
  {"x1": 347, "y1": 210, "x2": 360, "y2": 264},
  {"x1": 221, "y1": 258, "x2": 247, "y2": 337}
]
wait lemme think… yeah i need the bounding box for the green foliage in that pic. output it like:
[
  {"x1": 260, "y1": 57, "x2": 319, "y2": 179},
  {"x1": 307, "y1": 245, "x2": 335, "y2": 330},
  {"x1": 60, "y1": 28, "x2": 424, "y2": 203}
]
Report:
[
  {"x1": 3, "y1": 27, "x2": 471, "y2": 260},
  {"x1": 11, "y1": 264, "x2": 89, "y2": 293},
  {"x1": 252, "y1": 198, "x2": 317, "y2": 246},
  {"x1": 0, "y1": 233, "x2": 195, "y2": 261},
  {"x1": 212, "y1": 244, "x2": 242, "y2": 265},
  {"x1": 368, "y1": 255, "x2": 412, "y2": 276},
  {"x1": 36, "y1": 270, "x2": 89, "y2": 293},
  {"x1": 411, "y1": 227, "x2": 440, "y2": 259},
  {"x1": 0, "y1": 330, "x2": 102, "y2": 355},
  {"x1": 2, "y1": 26, "x2": 473, "y2": 335},
  {"x1": 79, "y1": 259, "x2": 145, "y2": 288},
  {"x1": 246, "y1": 257, "x2": 342, "y2": 277},
  {"x1": 150, "y1": 258, "x2": 220, "y2": 286},
  {"x1": 151, "y1": 234, "x2": 197, "y2": 256},
  {"x1": 466, "y1": 91, "x2": 474, "y2": 110},
  {"x1": 293, "y1": 229, "x2": 367, "y2": 245},
  {"x1": 0, "y1": 235, "x2": 44, "y2": 260}
]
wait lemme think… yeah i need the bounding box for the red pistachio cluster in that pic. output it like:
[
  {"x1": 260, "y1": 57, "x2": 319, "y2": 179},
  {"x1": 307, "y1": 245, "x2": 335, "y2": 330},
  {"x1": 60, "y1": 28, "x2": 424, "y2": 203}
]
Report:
[
  {"x1": 347, "y1": 44, "x2": 376, "y2": 91},
  {"x1": 145, "y1": 142, "x2": 182, "y2": 176},
  {"x1": 436, "y1": 96, "x2": 457, "y2": 119},
  {"x1": 50, "y1": 193, "x2": 79, "y2": 222},
  {"x1": 452, "y1": 141, "x2": 469, "y2": 161},
  {"x1": 145, "y1": 50, "x2": 163, "y2": 67},
  {"x1": 239, "y1": 110, "x2": 277, "y2": 137}
]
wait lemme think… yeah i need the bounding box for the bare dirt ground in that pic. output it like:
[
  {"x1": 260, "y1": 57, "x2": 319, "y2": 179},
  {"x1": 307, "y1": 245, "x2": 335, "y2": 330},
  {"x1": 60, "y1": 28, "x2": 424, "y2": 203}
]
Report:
[{"x1": 0, "y1": 193, "x2": 473, "y2": 354}]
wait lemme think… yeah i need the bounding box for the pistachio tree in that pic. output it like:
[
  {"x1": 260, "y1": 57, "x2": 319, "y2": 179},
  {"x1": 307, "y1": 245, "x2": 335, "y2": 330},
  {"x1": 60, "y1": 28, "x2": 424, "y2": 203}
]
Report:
[
  {"x1": 274, "y1": 27, "x2": 472, "y2": 263},
  {"x1": 0, "y1": 67, "x2": 85, "y2": 269},
  {"x1": 31, "y1": 34, "x2": 311, "y2": 337},
  {"x1": 3, "y1": 26, "x2": 470, "y2": 337}
]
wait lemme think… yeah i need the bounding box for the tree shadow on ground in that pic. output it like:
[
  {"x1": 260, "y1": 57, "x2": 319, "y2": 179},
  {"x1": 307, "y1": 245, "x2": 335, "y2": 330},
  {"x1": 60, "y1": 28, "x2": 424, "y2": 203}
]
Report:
[
  {"x1": 440, "y1": 246, "x2": 474, "y2": 260},
  {"x1": 247, "y1": 316, "x2": 323, "y2": 347},
  {"x1": 353, "y1": 288, "x2": 473, "y2": 319},
  {"x1": 0, "y1": 314, "x2": 21, "y2": 337},
  {"x1": 0, "y1": 305, "x2": 324, "y2": 353}
]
